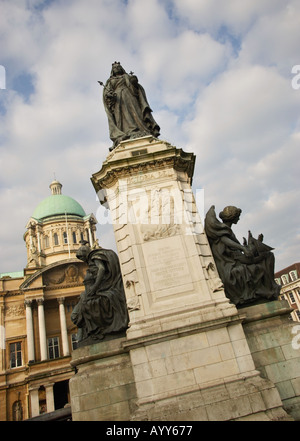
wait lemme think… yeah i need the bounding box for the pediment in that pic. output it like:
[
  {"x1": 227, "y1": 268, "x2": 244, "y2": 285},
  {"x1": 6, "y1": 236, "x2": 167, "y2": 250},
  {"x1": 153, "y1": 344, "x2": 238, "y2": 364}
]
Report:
[{"x1": 20, "y1": 258, "x2": 87, "y2": 290}]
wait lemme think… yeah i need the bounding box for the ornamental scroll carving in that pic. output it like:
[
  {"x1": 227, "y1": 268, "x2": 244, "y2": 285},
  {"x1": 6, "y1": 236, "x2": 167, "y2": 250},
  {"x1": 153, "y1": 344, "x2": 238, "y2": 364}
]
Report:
[
  {"x1": 44, "y1": 264, "x2": 80, "y2": 286},
  {"x1": 6, "y1": 304, "x2": 25, "y2": 318}
]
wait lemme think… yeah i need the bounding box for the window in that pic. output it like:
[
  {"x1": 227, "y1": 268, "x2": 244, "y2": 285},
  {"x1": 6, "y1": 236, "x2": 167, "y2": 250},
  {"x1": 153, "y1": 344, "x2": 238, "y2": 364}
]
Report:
[
  {"x1": 10, "y1": 342, "x2": 22, "y2": 368},
  {"x1": 12, "y1": 400, "x2": 23, "y2": 421},
  {"x1": 275, "y1": 278, "x2": 281, "y2": 285},
  {"x1": 53, "y1": 233, "x2": 59, "y2": 246},
  {"x1": 296, "y1": 310, "x2": 300, "y2": 321},
  {"x1": 290, "y1": 270, "x2": 298, "y2": 281},
  {"x1": 67, "y1": 301, "x2": 76, "y2": 313},
  {"x1": 72, "y1": 231, "x2": 77, "y2": 244},
  {"x1": 48, "y1": 337, "x2": 60, "y2": 359},
  {"x1": 289, "y1": 292, "x2": 296, "y2": 304},
  {"x1": 71, "y1": 333, "x2": 78, "y2": 350},
  {"x1": 281, "y1": 275, "x2": 289, "y2": 285},
  {"x1": 63, "y1": 232, "x2": 68, "y2": 244},
  {"x1": 44, "y1": 235, "x2": 49, "y2": 248}
]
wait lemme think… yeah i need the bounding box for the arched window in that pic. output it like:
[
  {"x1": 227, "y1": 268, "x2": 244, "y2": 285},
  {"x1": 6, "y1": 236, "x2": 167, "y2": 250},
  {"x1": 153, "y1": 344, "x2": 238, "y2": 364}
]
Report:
[
  {"x1": 63, "y1": 232, "x2": 68, "y2": 244},
  {"x1": 72, "y1": 231, "x2": 77, "y2": 244},
  {"x1": 44, "y1": 235, "x2": 49, "y2": 248},
  {"x1": 85, "y1": 229, "x2": 90, "y2": 245},
  {"x1": 38, "y1": 386, "x2": 46, "y2": 414},
  {"x1": 12, "y1": 400, "x2": 23, "y2": 421},
  {"x1": 290, "y1": 270, "x2": 298, "y2": 281},
  {"x1": 54, "y1": 233, "x2": 59, "y2": 246}
]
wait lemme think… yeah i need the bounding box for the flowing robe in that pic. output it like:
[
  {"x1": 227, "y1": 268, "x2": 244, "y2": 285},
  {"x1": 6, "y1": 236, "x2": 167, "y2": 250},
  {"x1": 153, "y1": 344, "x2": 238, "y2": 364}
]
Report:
[
  {"x1": 204, "y1": 206, "x2": 280, "y2": 306},
  {"x1": 71, "y1": 249, "x2": 128, "y2": 341},
  {"x1": 103, "y1": 72, "x2": 160, "y2": 147}
]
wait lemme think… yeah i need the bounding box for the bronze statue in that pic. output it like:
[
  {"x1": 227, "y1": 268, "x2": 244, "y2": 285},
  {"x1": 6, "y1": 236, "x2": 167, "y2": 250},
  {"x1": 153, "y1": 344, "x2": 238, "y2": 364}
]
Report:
[
  {"x1": 100, "y1": 62, "x2": 160, "y2": 149},
  {"x1": 71, "y1": 241, "x2": 128, "y2": 345},
  {"x1": 204, "y1": 205, "x2": 280, "y2": 306}
]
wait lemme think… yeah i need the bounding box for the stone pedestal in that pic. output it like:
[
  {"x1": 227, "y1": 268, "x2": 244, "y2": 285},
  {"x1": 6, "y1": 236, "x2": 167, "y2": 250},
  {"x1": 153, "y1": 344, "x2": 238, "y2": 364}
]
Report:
[
  {"x1": 68, "y1": 136, "x2": 292, "y2": 421},
  {"x1": 240, "y1": 300, "x2": 300, "y2": 420},
  {"x1": 69, "y1": 338, "x2": 137, "y2": 421}
]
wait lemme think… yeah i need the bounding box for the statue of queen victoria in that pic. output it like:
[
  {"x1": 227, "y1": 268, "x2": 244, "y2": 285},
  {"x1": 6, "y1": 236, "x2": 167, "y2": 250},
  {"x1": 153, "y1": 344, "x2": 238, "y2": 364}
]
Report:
[{"x1": 100, "y1": 62, "x2": 160, "y2": 149}]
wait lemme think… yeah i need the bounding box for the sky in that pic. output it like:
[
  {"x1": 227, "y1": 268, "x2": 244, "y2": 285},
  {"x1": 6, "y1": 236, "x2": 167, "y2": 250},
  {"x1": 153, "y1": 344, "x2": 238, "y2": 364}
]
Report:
[{"x1": 0, "y1": 0, "x2": 299, "y2": 274}]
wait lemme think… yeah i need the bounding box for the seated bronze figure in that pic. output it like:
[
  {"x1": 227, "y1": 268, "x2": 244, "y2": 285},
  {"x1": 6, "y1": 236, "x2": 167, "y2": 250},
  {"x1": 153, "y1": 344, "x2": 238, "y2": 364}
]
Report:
[{"x1": 204, "y1": 205, "x2": 280, "y2": 306}]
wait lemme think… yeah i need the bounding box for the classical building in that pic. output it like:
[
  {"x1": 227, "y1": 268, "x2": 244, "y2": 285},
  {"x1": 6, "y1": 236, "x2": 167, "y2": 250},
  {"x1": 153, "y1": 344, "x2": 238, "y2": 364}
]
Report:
[
  {"x1": 275, "y1": 263, "x2": 300, "y2": 322},
  {"x1": 0, "y1": 180, "x2": 97, "y2": 420}
]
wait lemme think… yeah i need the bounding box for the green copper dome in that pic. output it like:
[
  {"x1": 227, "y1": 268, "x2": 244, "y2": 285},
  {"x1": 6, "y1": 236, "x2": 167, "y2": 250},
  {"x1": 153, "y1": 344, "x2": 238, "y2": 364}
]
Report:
[
  {"x1": 32, "y1": 180, "x2": 86, "y2": 220},
  {"x1": 32, "y1": 195, "x2": 86, "y2": 220}
]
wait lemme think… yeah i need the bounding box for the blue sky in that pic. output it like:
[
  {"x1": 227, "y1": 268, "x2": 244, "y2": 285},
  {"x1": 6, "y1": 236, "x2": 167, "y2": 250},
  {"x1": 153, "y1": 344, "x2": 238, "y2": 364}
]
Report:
[{"x1": 0, "y1": 0, "x2": 299, "y2": 273}]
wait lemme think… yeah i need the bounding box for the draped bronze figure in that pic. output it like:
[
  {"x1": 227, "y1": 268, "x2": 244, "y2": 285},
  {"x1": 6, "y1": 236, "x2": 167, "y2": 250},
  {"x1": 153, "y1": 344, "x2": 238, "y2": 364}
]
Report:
[
  {"x1": 100, "y1": 62, "x2": 160, "y2": 149},
  {"x1": 71, "y1": 242, "x2": 128, "y2": 345},
  {"x1": 205, "y1": 205, "x2": 280, "y2": 306}
]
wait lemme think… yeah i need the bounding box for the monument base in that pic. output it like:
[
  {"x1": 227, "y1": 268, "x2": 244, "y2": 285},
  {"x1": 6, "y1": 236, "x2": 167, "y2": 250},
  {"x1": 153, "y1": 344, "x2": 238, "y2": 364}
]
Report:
[
  {"x1": 69, "y1": 136, "x2": 295, "y2": 421},
  {"x1": 130, "y1": 372, "x2": 289, "y2": 421},
  {"x1": 240, "y1": 300, "x2": 300, "y2": 421},
  {"x1": 69, "y1": 337, "x2": 137, "y2": 421},
  {"x1": 69, "y1": 304, "x2": 294, "y2": 421}
]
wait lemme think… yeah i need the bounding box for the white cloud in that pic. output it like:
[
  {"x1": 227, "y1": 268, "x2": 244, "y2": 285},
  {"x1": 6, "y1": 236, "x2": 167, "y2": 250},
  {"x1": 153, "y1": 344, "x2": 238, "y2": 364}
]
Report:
[
  {"x1": 185, "y1": 64, "x2": 298, "y2": 161},
  {"x1": 239, "y1": 0, "x2": 300, "y2": 74},
  {"x1": 0, "y1": 0, "x2": 299, "y2": 275},
  {"x1": 172, "y1": 0, "x2": 285, "y2": 37}
]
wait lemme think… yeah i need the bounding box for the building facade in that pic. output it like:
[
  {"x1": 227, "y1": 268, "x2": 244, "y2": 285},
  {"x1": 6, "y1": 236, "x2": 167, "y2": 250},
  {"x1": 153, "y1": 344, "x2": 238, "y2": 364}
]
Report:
[
  {"x1": 0, "y1": 181, "x2": 97, "y2": 420},
  {"x1": 275, "y1": 262, "x2": 300, "y2": 322}
]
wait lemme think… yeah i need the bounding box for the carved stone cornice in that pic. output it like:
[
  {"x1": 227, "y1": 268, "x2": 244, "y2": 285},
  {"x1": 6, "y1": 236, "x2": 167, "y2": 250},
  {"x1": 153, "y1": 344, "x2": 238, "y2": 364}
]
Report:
[{"x1": 91, "y1": 140, "x2": 196, "y2": 192}]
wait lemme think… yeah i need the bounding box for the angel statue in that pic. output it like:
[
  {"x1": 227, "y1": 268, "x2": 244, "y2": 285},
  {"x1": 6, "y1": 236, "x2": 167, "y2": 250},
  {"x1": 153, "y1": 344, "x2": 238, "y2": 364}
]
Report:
[{"x1": 204, "y1": 205, "x2": 280, "y2": 306}]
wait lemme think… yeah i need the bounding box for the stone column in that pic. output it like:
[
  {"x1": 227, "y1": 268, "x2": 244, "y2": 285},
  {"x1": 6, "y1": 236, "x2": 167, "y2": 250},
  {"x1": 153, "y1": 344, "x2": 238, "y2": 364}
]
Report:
[
  {"x1": 24, "y1": 300, "x2": 35, "y2": 362},
  {"x1": 0, "y1": 299, "x2": 5, "y2": 371},
  {"x1": 37, "y1": 298, "x2": 47, "y2": 361},
  {"x1": 88, "y1": 227, "x2": 93, "y2": 247},
  {"x1": 58, "y1": 297, "x2": 70, "y2": 356},
  {"x1": 29, "y1": 387, "x2": 40, "y2": 418},
  {"x1": 45, "y1": 383, "x2": 55, "y2": 413}
]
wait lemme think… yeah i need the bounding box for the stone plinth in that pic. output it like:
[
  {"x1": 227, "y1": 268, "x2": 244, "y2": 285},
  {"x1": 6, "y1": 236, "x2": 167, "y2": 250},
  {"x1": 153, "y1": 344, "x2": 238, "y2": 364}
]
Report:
[
  {"x1": 78, "y1": 136, "x2": 292, "y2": 421},
  {"x1": 240, "y1": 300, "x2": 300, "y2": 420},
  {"x1": 69, "y1": 337, "x2": 137, "y2": 421},
  {"x1": 91, "y1": 136, "x2": 231, "y2": 335},
  {"x1": 69, "y1": 317, "x2": 291, "y2": 421},
  {"x1": 124, "y1": 317, "x2": 290, "y2": 421}
]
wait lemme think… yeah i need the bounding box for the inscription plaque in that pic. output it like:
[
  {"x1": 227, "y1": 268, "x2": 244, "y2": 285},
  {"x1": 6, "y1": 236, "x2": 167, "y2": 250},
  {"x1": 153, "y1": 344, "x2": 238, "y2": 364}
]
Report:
[{"x1": 143, "y1": 236, "x2": 193, "y2": 294}]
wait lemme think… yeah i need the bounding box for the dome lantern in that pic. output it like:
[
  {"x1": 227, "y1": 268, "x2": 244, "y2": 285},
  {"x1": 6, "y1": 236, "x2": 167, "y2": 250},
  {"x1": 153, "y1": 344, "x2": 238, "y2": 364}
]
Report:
[{"x1": 49, "y1": 180, "x2": 62, "y2": 195}]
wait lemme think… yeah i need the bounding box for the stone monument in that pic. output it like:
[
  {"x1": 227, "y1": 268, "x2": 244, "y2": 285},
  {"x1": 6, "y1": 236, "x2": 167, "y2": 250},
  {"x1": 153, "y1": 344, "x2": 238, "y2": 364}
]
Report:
[{"x1": 69, "y1": 63, "x2": 300, "y2": 421}]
